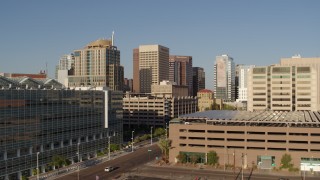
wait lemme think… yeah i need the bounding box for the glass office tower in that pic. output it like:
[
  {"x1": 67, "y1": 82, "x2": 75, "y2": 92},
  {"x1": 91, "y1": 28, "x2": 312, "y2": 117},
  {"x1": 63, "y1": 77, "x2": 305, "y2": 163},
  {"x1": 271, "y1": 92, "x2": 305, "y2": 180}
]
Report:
[{"x1": 0, "y1": 76, "x2": 123, "y2": 179}]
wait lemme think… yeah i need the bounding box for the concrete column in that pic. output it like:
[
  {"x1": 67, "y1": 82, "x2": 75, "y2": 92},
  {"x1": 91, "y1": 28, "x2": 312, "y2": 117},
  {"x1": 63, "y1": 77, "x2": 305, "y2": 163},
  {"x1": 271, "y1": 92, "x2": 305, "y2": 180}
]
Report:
[
  {"x1": 86, "y1": 136, "x2": 89, "y2": 142},
  {"x1": 78, "y1": 138, "x2": 81, "y2": 143},
  {"x1": 71, "y1": 158, "x2": 75, "y2": 164},
  {"x1": 100, "y1": 133, "x2": 103, "y2": 139},
  {"x1": 17, "y1": 171, "x2": 21, "y2": 180},
  {"x1": 41, "y1": 165, "x2": 46, "y2": 173},
  {"x1": 69, "y1": 139, "x2": 73, "y2": 146},
  {"x1": 29, "y1": 147, "x2": 33, "y2": 154},
  {"x1": 60, "y1": 141, "x2": 64, "y2": 148},
  {"x1": 87, "y1": 154, "x2": 90, "y2": 160},
  {"x1": 4, "y1": 151, "x2": 7, "y2": 160},
  {"x1": 5, "y1": 174, "x2": 8, "y2": 180},
  {"x1": 51, "y1": 143, "x2": 54, "y2": 150},
  {"x1": 40, "y1": 145, "x2": 44, "y2": 152},
  {"x1": 79, "y1": 155, "x2": 82, "y2": 162},
  {"x1": 30, "y1": 169, "x2": 33, "y2": 177},
  {"x1": 93, "y1": 135, "x2": 96, "y2": 140},
  {"x1": 17, "y1": 149, "x2": 20, "y2": 157}
]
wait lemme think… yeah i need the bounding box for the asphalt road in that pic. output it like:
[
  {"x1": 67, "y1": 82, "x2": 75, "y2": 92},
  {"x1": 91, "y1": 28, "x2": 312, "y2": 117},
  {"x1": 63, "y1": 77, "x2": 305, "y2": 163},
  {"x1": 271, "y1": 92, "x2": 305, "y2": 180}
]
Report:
[{"x1": 57, "y1": 144, "x2": 161, "y2": 180}]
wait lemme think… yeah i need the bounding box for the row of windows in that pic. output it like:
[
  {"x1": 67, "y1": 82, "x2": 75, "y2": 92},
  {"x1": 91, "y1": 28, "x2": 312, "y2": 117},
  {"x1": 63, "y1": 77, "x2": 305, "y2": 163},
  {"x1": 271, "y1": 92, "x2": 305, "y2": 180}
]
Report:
[
  {"x1": 179, "y1": 143, "x2": 320, "y2": 152},
  {"x1": 181, "y1": 136, "x2": 319, "y2": 144},
  {"x1": 179, "y1": 129, "x2": 319, "y2": 136}
]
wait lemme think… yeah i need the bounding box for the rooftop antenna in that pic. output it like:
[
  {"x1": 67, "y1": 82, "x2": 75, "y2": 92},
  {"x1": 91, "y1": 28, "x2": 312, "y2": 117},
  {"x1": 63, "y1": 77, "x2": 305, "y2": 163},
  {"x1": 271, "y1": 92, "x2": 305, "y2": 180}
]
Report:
[{"x1": 111, "y1": 31, "x2": 115, "y2": 46}]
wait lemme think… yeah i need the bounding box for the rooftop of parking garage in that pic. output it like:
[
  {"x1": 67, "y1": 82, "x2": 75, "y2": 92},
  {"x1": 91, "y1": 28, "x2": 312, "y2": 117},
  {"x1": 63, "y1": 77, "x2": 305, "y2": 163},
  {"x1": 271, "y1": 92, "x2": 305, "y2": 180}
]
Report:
[{"x1": 175, "y1": 110, "x2": 320, "y2": 127}]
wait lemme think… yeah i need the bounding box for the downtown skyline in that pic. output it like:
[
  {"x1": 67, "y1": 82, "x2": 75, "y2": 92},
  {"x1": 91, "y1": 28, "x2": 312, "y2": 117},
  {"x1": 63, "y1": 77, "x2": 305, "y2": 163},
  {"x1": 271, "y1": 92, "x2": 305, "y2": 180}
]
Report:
[{"x1": 1, "y1": 0, "x2": 319, "y2": 90}]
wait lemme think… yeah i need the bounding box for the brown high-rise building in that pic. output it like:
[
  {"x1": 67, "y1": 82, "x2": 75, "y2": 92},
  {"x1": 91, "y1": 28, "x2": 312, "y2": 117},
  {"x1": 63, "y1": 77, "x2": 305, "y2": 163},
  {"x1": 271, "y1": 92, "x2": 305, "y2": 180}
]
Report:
[
  {"x1": 169, "y1": 55, "x2": 193, "y2": 96},
  {"x1": 132, "y1": 48, "x2": 140, "y2": 93}
]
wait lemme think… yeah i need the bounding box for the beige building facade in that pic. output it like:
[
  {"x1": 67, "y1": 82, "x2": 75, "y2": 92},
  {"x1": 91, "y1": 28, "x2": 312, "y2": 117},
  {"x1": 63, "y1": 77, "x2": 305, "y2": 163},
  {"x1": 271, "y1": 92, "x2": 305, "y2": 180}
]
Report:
[
  {"x1": 169, "y1": 110, "x2": 320, "y2": 171},
  {"x1": 68, "y1": 39, "x2": 123, "y2": 91},
  {"x1": 123, "y1": 93, "x2": 197, "y2": 128},
  {"x1": 248, "y1": 65, "x2": 318, "y2": 111},
  {"x1": 197, "y1": 89, "x2": 214, "y2": 111},
  {"x1": 280, "y1": 56, "x2": 320, "y2": 111},
  {"x1": 139, "y1": 45, "x2": 169, "y2": 93},
  {"x1": 151, "y1": 80, "x2": 188, "y2": 98}
]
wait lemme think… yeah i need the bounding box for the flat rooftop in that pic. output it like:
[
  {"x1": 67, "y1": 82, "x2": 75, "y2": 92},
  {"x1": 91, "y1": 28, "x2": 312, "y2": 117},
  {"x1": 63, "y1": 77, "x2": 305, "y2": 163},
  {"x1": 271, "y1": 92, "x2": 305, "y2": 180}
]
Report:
[{"x1": 176, "y1": 110, "x2": 320, "y2": 127}]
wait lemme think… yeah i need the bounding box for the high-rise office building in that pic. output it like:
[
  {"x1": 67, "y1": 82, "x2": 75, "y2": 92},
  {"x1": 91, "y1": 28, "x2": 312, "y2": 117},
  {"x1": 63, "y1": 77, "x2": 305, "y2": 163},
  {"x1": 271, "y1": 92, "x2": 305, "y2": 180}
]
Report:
[
  {"x1": 169, "y1": 55, "x2": 193, "y2": 96},
  {"x1": 124, "y1": 78, "x2": 133, "y2": 92},
  {"x1": 237, "y1": 65, "x2": 255, "y2": 102},
  {"x1": 58, "y1": 54, "x2": 75, "y2": 71},
  {"x1": 56, "y1": 54, "x2": 75, "y2": 86},
  {"x1": 247, "y1": 65, "x2": 318, "y2": 111},
  {"x1": 68, "y1": 36, "x2": 123, "y2": 91},
  {"x1": 132, "y1": 48, "x2": 140, "y2": 93},
  {"x1": 0, "y1": 76, "x2": 123, "y2": 180},
  {"x1": 280, "y1": 56, "x2": 320, "y2": 110},
  {"x1": 138, "y1": 45, "x2": 169, "y2": 93},
  {"x1": 213, "y1": 55, "x2": 235, "y2": 101},
  {"x1": 192, "y1": 67, "x2": 205, "y2": 96}
]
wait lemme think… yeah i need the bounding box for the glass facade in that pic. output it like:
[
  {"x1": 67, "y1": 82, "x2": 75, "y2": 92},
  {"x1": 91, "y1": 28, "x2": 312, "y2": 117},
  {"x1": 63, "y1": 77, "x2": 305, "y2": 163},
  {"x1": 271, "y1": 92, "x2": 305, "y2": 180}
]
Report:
[{"x1": 0, "y1": 88, "x2": 123, "y2": 179}]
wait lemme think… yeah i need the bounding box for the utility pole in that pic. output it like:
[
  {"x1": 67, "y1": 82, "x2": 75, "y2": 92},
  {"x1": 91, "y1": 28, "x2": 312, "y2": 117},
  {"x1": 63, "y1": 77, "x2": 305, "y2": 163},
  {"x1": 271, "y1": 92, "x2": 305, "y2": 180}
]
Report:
[
  {"x1": 131, "y1": 131, "x2": 135, "y2": 152},
  {"x1": 36, "y1": 152, "x2": 40, "y2": 180},
  {"x1": 108, "y1": 136, "x2": 111, "y2": 160},
  {"x1": 77, "y1": 143, "x2": 80, "y2": 180},
  {"x1": 151, "y1": 126, "x2": 153, "y2": 145}
]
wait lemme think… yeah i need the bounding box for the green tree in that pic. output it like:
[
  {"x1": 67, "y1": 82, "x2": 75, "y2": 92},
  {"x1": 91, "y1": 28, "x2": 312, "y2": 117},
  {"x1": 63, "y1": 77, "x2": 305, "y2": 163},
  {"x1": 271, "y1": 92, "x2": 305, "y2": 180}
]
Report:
[
  {"x1": 97, "y1": 151, "x2": 105, "y2": 157},
  {"x1": 32, "y1": 168, "x2": 38, "y2": 176},
  {"x1": 281, "y1": 153, "x2": 293, "y2": 169},
  {"x1": 223, "y1": 104, "x2": 235, "y2": 110},
  {"x1": 157, "y1": 138, "x2": 171, "y2": 162},
  {"x1": 154, "y1": 128, "x2": 166, "y2": 137},
  {"x1": 50, "y1": 155, "x2": 67, "y2": 169},
  {"x1": 207, "y1": 150, "x2": 219, "y2": 165},
  {"x1": 21, "y1": 175, "x2": 28, "y2": 180},
  {"x1": 190, "y1": 154, "x2": 200, "y2": 164},
  {"x1": 176, "y1": 153, "x2": 187, "y2": 163},
  {"x1": 110, "y1": 144, "x2": 120, "y2": 152}
]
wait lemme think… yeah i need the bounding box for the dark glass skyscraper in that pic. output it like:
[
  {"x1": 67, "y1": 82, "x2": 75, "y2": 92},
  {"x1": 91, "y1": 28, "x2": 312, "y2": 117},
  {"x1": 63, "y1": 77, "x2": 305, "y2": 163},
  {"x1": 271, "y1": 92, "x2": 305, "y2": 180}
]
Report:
[
  {"x1": 192, "y1": 67, "x2": 205, "y2": 97},
  {"x1": 0, "y1": 76, "x2": 123, "y2": 179}
]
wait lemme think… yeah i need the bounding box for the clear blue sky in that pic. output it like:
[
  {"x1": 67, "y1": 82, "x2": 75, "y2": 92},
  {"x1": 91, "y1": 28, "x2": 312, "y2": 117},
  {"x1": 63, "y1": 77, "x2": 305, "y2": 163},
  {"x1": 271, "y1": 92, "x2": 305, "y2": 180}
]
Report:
[{"x1": 1, "y1": 0, "x2": 319, "y2": 90}]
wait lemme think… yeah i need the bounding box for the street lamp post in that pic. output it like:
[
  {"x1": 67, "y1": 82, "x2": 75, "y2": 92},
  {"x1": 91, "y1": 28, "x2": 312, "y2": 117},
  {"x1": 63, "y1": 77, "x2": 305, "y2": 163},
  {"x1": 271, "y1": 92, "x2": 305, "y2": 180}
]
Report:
[
  {"x1": 151, "y1": 126, "x2": 153, "y2": 145},
  {"x1": 77, "y1": 143, "x2": 80, "y2": 180},
  {"x1": 165, "y1": 123, "x2": 168, "y2": 140},
  {"x1": 108, "y1": 136, "x2": 111, "y2": 160},
  {"x1": 131, "y1": 131, "x2": 134, "y2": 152},
  {"x1": 36, "y1": 152, "x2": 40, "y2": 180}
]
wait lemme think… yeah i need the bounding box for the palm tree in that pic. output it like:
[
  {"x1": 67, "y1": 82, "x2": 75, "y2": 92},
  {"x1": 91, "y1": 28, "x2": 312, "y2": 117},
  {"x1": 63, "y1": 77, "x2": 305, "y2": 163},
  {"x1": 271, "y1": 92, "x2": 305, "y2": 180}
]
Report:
[{"x1": 157, "y1": 138, "x2": 171, "y2": 162}]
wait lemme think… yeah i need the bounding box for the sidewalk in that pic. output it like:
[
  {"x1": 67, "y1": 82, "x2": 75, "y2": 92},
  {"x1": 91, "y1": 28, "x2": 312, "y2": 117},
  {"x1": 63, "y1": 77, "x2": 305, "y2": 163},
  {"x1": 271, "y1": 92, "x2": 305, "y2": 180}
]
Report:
[{"x1": 147, "y1": 162, "x2": 319, "y2": 179}]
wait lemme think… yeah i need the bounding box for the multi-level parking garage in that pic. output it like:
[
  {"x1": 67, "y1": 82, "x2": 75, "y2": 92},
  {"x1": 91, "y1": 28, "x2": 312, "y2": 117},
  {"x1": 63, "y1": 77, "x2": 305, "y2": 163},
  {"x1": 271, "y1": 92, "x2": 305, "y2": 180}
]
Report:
[{"x1": 169, "y1": 110, "x2": 320, "y2": 171}]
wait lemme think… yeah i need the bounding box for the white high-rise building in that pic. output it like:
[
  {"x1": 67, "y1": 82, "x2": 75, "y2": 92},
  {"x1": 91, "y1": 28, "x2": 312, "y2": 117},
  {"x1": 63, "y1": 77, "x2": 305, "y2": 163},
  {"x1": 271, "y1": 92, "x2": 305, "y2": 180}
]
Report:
[
  {"x1": 139, "y1": 45, "x2": 169, "y2": 93},
  {"x1": 237, "y1": 65, "x2": 255, "y2": 102},
  {"x1": 213, "y1": 54, "x2": 235, "y2": 101},
  {"x1": 56, "y1": 54, "x2": 75, "y2": 87}
]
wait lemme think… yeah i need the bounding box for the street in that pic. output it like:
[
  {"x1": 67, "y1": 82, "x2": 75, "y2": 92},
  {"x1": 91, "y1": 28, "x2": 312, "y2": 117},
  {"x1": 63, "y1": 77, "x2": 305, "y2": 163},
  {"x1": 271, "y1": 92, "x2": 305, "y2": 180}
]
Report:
[{"x1": 57, "y1": 144, "x2": 161, "y2": 180}]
